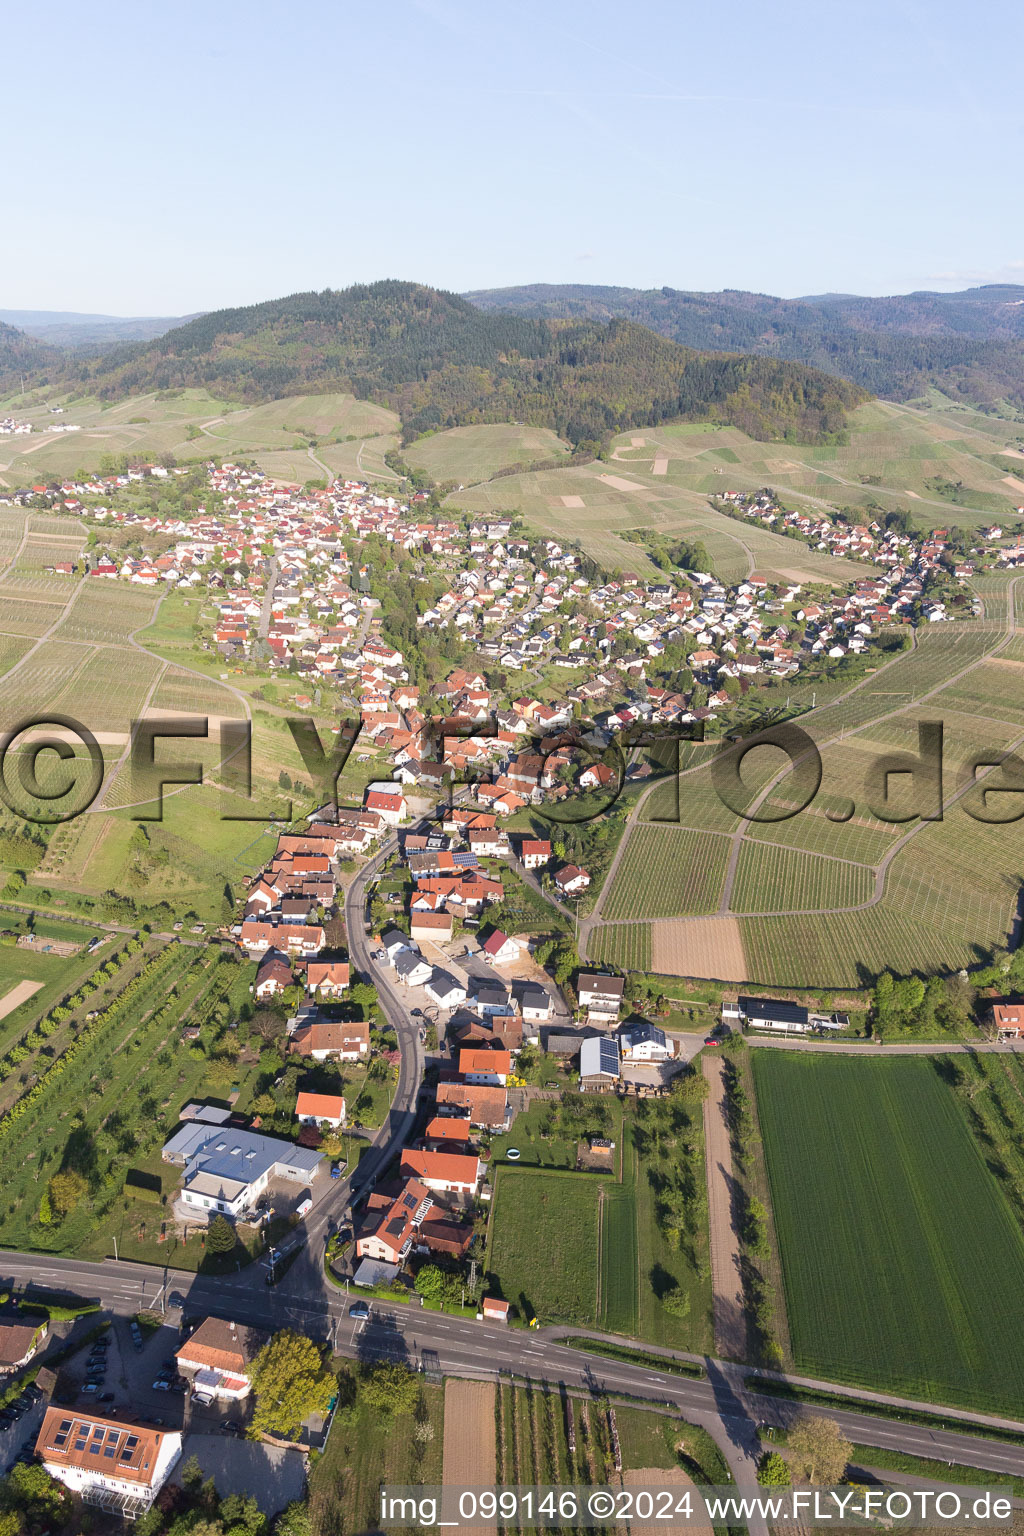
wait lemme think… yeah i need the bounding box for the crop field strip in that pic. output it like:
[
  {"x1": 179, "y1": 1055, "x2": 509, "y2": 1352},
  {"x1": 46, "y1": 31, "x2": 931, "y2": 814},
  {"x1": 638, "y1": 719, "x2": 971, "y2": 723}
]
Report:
[
  {"x1": 730, "y1": 842, "x2": 875, "y2": 913},
  {"x1": 149, "y1": 665, "x2": 247, "y2": 719},
  {"x1": 601, "y1": 824, "x2": 731, "y2": 919},
  {"x1": 752, "y1": 1052, "x2": 1024, "y2": 1413},
  {"x1": 587, "y1": 923, "x2": 652, "y2": 971}
]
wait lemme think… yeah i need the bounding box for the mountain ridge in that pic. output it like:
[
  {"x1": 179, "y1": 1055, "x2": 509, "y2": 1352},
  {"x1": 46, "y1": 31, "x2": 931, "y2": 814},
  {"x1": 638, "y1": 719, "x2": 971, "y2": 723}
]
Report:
[
  {"x1": 464, "y1": 282, "x2": 1024, "y2": 408},
  {"x1": 5, "y1": 280, "x2": 867, "y2": 448}
]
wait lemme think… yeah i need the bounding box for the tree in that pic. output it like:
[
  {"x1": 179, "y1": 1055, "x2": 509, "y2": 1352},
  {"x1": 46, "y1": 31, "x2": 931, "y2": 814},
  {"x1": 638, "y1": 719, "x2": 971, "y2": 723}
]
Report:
[
  {"x1": 660, "y1": 1285, "x2": 691, "y2": 1319},
  {"x1": 206, "y1": 1215, "x2": 236, "y2": 1255},
  {"x1": 250, "y1": 1330, "x2": 334, "y2": 1438},
  {"x1": 787, "y1": 1415, "x2": 851, "y2": 1484},
  {"x1": 757, "y1": 1450, "x2": 791, "y2": 1486},
  {"x1": 47, "y1": 1167, "x2": 87, "y2": 1219},
  {"x1": 274, "y1": 1502, "x2": 314, "y2": 1536},
  {"x1": 360, "y1": 1361, "x2": 420, "y2": 1421},
  {"x1": 414, "y1": 1265, "x2": 446, "y2": 1302}
]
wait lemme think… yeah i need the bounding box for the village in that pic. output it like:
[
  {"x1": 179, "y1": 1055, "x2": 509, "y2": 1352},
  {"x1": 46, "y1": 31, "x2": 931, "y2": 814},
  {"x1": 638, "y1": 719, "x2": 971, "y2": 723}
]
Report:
[{"x1": 0, "y1": 459, "x2": 959, "y2": 733}]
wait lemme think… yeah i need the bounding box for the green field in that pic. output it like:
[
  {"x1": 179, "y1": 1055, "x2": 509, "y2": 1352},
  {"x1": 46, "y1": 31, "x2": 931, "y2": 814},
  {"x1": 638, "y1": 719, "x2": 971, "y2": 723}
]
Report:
[
  {"x1": 753, "y1": 1051, "x2": 1024, "y2": 1412},
  {"x1": 488, "y1": 1104, "x2": 711, "y2": 1350},
  {"x1": 488, "y1": 1168, "x2": 603, "y2": 1324}
]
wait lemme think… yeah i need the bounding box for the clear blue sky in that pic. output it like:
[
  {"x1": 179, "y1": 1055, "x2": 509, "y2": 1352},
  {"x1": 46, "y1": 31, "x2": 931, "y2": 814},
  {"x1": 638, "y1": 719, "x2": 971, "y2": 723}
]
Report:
[{"x1": 6, "y1": 0, "x2": 1023, "y2": 314}]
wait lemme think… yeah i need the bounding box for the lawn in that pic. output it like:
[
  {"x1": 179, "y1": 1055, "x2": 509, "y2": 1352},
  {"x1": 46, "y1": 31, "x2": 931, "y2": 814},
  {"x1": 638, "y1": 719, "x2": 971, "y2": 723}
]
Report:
[
  {"x1": 487, "y1": 1167, "x2": 603, "y2": 1325},
  {"x1": 309, "y1": 1378, "x2": 444, "y2": 1536},
  {"x1": 752, "y1": 1051, "x2": 1024, "y2": 1412}
]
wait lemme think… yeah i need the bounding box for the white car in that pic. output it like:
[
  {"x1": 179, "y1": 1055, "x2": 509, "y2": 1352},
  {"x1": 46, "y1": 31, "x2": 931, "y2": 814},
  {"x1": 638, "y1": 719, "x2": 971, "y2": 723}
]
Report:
[{"x1": 295, "y1": 1196, "x2": 313, "y2": 1218}]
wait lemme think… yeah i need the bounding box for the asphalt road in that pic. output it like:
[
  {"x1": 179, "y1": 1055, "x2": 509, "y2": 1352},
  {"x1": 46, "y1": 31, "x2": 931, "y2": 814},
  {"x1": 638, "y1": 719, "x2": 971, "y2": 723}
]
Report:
[{"x1": 3, "y1": 1249, "x2": 1024, "y2": 1494}]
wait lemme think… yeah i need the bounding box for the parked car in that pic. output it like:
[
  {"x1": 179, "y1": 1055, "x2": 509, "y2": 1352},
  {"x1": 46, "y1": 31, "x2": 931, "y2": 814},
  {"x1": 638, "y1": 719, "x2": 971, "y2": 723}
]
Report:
[
  {"x1": 192, "y1": 1391, "x2": 214, "y2": 1407},
  {"x1": 330, "y1": 1165, "x2": 342, "y2": 1180},
  {"x1": 99, "y1": 1393, "x2": 116, "y2": 1404},
  {"x1": 295, "y1": 1195, "x2": 313, "y2": 1218},
  {"x1": 81, "y1": 1383, "x2": 100, "y2": 1396}
]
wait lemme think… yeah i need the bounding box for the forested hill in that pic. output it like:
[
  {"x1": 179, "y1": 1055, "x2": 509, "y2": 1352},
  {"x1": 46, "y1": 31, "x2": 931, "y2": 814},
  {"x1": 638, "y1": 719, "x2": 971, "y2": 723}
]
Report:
[
  {"x1": 464, "y1": 282, "x2": 1024, "y2": 408},
  {"x1": 0, "y1": 321, "x2": 57, "y2": 394},
  {"x1": 44, "y1": 281, "x2": 867, "y2": 446}
]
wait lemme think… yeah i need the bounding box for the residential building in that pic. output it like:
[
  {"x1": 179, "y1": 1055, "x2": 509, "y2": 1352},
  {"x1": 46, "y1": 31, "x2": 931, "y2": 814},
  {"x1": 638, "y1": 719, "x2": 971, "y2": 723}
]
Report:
[
  {"x1": 737, "y1": 996, "x2": 810, "y2": 1034},
  {"x1": 290, "y1": 1018, "x2": 370, "y2": 1061},
  {"x1": 394, "y1": 952, "x2": 433, "y2": 988},
  {"x1": 435, "y1": 1081, "x2": 511, "y2": 1130},
  {"x1": 295, "y1": 1091, "x2": 346, "y2": 1129},
  {"x1": 554, "y1": 864, "x2": 590, "y2": 896},
  {"x1": 458, "y1": 1047, "x2": 511, "y2": 1085},
  {"x1": 411, "y1": 911, "x2": 455, "y2": 944},
  {"x1": 174, "y1": 1318, "x2": 266, "y2": 1401},
  {"x1": 481, "y1": 929, "x2": 520, "y2": 966},
  {"x1": 356, "y1": 1177, "x2": 434, "y2": 1265},
  {"x1": 989, "y1": 1002, "x2": 1024, "y2": 1041},
  {"x1": 365, "y1": 788, "x2": 406, "y2": 825},
  {"x1": 576, "y1": 973, "x2": 625, "y2": 1026},
  {"x1": 400, "y1": 1147, "x2": 484, "y2": 1195},
  {"x1": 425, "y1": 970, "x2": 467, "y2": 1010},
  {"x1": 254, "y1": 952, "x2": 292, "y2": 999},
  {"x1": 304, "y1": 960, "x2": 350, "y2": 997},
  {"x1": 619, "y1": 1019, "x2": 672, "y2": 1061},
  {"x1": 35, "y1": 1410, "x2": 182, "y2": 1519},
  {"x1": 0, "y1": 1317, "x2": 47, "y2": 1374},
  {"x1": 516, "y1": 983, "x2": 553, "y2": 1021}
]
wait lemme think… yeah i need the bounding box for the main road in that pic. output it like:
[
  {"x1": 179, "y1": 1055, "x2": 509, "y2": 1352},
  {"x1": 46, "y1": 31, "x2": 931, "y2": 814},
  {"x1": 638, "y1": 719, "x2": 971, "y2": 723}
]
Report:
[{"x1": 2, "y1": 1249, "x2": 1024, "y2": 1496}]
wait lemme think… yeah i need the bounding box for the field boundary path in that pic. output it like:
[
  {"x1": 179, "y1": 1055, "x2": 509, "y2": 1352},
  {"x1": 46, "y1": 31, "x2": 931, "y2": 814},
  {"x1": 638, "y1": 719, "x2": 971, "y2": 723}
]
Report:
[{"x1": 702, "y1": 1054, "x2": 747, "y2": 1363}]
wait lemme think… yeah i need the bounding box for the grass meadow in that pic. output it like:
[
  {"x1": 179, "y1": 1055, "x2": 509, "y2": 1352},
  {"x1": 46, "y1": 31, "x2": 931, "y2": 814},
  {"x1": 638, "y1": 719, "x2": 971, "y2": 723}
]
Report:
[
  {"x1": 753, "y1": 1051, "x2": 1024, "y2": 1412},
  {"x1": 488, "y1": 1167, "x2": 603, "y2": 1325},
  {"x1": 487, "y1": 1104, "x2": 711, "y2": 1351}
]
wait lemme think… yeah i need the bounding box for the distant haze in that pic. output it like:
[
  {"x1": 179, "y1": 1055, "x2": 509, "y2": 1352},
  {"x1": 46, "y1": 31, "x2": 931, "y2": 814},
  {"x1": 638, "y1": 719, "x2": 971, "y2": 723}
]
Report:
[{"x1": 0, "y1": 310, "x2": 197, "y2": 349}]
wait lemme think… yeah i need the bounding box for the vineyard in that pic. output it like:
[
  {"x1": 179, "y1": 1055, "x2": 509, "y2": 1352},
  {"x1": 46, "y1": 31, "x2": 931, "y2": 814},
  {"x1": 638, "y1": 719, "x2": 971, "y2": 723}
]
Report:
[
  {"x1": 587, "y1": 923, "x2": 651, "y2": 971},
  {"x1": 602, "y1": 825, "x2": 729, "y2": 920},
  {"x1": 731, "y1": 843, "x2": 874, "y2": 913},
  {"x1": 753, "y1": 1051, "x2": 1024, "y2": 1413}
]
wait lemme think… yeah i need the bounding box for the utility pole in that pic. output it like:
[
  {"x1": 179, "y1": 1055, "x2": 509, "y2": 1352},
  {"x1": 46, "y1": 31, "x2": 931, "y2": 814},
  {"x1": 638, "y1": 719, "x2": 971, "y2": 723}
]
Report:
[{"x1": 113, "y1": 1235, "x2": 118, "y2": 1262}]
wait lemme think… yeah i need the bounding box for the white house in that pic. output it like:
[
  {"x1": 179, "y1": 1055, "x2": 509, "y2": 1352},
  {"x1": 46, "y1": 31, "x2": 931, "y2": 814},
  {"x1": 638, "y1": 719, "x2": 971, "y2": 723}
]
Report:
[
  {"x1": 395, "y1": 951, "x2": 433, "y2": 988},
  {"x1": 425, "y1": 970, "x2": 467, "y2": 1010},
  {"x1": 577, "y1": 973, "x2": 625, "y2": 1025},
  {"x1": 481, "y1": 929, "x2": 520, "y2": 966},
  {"x1": 619, "y1": 1019, "x2": 672, "y2": 1061},
  {"x1": 295, "y1": 1091, "x2": 346, "y2": 1129},
  {"x1": 36, "y1": 1410, "x2": 182, "y2": 1519},
  {"x1": 517, "y1": 983, "x2": 553, "y2": 1021}
]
